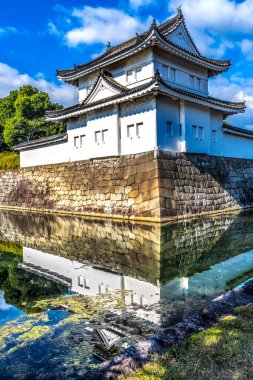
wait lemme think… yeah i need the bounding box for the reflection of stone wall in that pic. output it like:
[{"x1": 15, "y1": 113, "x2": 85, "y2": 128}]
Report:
[
  {"x1": 1, "y1": 151, "x2": 253, "y2": 220},
  {"x1": 0, "y1": 211, "x2": 161, "y2": 284},
  {"x1": 1, "y1": 210, "x2": 253, "y2": 285}
]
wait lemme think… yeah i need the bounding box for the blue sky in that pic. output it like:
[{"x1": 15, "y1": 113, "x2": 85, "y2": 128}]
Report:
[{"x1": 1, "y1": 0, "x2": 253, "y2": 127}]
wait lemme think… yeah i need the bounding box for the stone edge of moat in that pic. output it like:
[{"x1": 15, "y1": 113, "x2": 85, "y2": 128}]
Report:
[
  {"x1": 85, "y1": 278, "x2": 253, "y2": 380},
  {"x1": 0, "y1": 204, "x2": 249, "y2": 225}
]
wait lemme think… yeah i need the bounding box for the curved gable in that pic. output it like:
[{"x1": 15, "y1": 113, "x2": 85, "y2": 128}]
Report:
[
  {"x1": 85, "y1": 74, "x2": 125, "y2": 104},
  {"x1": 166, "y1": 23, "x2": 199, "y2": 55}
]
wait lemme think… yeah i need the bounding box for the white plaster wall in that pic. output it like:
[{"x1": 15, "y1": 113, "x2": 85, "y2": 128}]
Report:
[
  {"x1": 185, "y1": 102, "x2": 211, "y2": 154},
  {"x1": 223, "y1": 133, "x2": 253, "y2": 159},
  {"x1": 110, "y1": 49, "x2": 154, "y2": 88},
  {"x1": 156, "y1": 96, "x2": 180, "y2": 151},
  {"x1": 68, "y1": 106, "x2": 119, "y2": 160},
  {"x1": 120, "y1": 96, "x2": 157, "y2": 155},
  {"x1": 154, "y1": 50, "x2": 208, "y2": 95},
  {"x1": 20, "y1": 141, "x2": 69, "y2": 168}
]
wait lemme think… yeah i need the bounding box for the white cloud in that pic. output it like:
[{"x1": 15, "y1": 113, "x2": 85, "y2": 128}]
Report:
[
  {"x1": 240, "y1": 39, "x2": 253, "y2": 61},
  {"x1": 209, "y1": 75, "x2": 253, "y2": 128},
  {"x1": 0, "y1": 63, "x2": 75, "y2": 107},
  {"x1": 59, "y1": 5, "x2": 152, "y2": 47},
  {"x1": 168, "y1": 0, "x2": 253, "y2": 56},
  {"x1": 0, "y1": 26, "x2": 17, "y2": 37},
  {"x1": 129, "y1": 0, "x2": 153, "y2": 8}
]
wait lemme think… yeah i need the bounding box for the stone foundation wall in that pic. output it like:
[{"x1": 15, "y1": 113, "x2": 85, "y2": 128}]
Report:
[
  {"x1": 0, "y1": 151, "x2": 160, "y2": 220},
  {"x1": 158, "y1": 151, "x2": 253, "y2": 219},
  {"x1": 0, "y1": 150, "x2": 253, "y2": 221}
]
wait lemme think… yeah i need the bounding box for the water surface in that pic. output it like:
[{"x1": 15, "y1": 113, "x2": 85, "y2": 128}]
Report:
[{"x1": 0, "y1": 210, "x2": 253, "y2": 378}]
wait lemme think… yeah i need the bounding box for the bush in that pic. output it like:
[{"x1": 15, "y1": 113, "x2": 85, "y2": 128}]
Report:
[{"x1": 0, "y1": 152, "x2": 20, "y2": 170}]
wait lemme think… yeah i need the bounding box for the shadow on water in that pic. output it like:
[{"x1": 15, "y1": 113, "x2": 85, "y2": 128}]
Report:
[{"x1": 0, "y1": 210, "x2": 253, "y2": 378}]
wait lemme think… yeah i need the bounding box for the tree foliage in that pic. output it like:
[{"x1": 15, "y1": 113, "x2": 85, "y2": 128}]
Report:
[{"x1": 0, "y1": 85, "x2": 66, "y2": 150}]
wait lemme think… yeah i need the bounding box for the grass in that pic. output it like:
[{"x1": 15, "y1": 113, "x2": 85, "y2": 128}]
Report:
[
  {"x1": 0, "y1": 152, "x2": 20, "y2": 170},
  {"x1": 122, "y1": 304, "x2": 253, "y2": 380}
]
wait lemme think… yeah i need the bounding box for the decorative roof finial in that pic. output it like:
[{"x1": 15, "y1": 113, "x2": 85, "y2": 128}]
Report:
[
  {"x1": 155, "y1": 69, "x2": 161, "y2": 81},
  {"x1": 150, "y1": 18, "x2": 157, "y2": 30},
  {"x1": 107, "y1": 41, "x2": 111, "y2": 50},
  {"x1": 177, "y1": 4, "x2": 183, "y2": 19},
  {"x1": 136, "y1": 32, "x2": 142, "y2": 42}
]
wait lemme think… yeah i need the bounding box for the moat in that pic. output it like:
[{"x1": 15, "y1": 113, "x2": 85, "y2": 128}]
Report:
[{"x1": 0, "y1": 210, "x2": 253, "y2": 379}]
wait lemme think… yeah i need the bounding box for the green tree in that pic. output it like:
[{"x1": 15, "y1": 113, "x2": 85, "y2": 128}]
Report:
[{"x1": 0, "y1": 85, "x2": 66, "y2": 150}]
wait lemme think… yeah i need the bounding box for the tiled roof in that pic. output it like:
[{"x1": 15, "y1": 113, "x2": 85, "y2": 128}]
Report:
[
  {"x1": 14, "y1": 133, "x2": 68, "y2": 151},
  {"x1": 46, "y1": 74, "x2": 245, "y2": 121},
  {"x1": 57, "y1": 11, "x2": 230, "y2": 81},
  {"x1": 160, "y1": 79, "x2": 246, "y2": 111},
  {"x1": 223, "y1": 125, "x2": 253, "y2": 137},
  {"x1": 46, "y1": 78, "x2": 157, "y2": 119}
]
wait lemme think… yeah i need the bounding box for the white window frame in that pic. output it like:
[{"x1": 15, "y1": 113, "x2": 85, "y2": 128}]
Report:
[
  {"x1": 136, "y1": 122, "x2": 143, "y2": 138},
  {"x1": 212, "y1": 129, "x2": 217, "y2": 143},
  {"x1": 126, "y1": 69, "x2": 134, "y2": 83},
  {"x1": 192, "y1": 125, "x2": 198, "y2": 140},
  {"x1": 127, "y1": 124, "x2": 135, "y2": 139},
  {"x1": 135, "y1": 66, "x2": 142, "y2": 80},
  {"x1": 80, "y1": 134, "x2": 86, "y2": 147},
  {"x1": 95, "y1": 131, "x2": 101, "y2": 144},
  {"x1": 167, "y1": 121, "x2": 173, "y2": 137},
  {"x1": 162, "y1": 65, "x2": 169, "y2": 80},
  {"x1": 170, "y1": 67, "x2": 176, "y2": 82},
  {"x1": 195, "y1": 77, "x2": 201, "y2": 90},
  {"x1": 74, "y1": 136, "x2": 80, "y2": 148},
  {"x1": 102, "y1": 129, "x2": 108, "y2": 143},
  {"x1": 189, "y1": 74, "x2": 194, "y2": 88},
  {"x1": 199, "y1": 126, "x2": 204, "y2": 140}
]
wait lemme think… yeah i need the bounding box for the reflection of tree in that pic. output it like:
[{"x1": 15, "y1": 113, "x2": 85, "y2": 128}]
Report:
[{"x1": 0, "y1": 251, "x2": 67, "y2": 311}]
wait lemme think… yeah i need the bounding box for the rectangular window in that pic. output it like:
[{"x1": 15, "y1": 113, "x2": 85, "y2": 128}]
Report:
[
  {"x1": 167, "y1": 121, "x2": 173, "y2": 137},
  {"x1": 136, "y1": 122, "x2": 143, "y2": 138},
  {"x1": 80, "y1": 135, "x2": 86, "y2": 147},
  {"x1": 189, "y1": 75, "x2": 194, "y2": 88},
  {"x1": 74, "y1": 136, "x2": 80, "y2": 148},
  {"x1": 135, "y1": 66, "x2": 142, "y2": 80},
  {"x1": 192, "y1": 125, "x2": 198, "y2": 140},
  {"x1": 78, "y1": 276, "x2": 84, "y2": 287},
  {"x1": 102, "y1": 129, "x2": 108, "y2": 143},
  {"x1": 95, "y1": 131, "x2": 101, "y2": 144},
  {"x1": 170, "y1": 68, "x2": 176, "y2": 82},
  {"x1": 86, "y1": 86, "x2": 91, "y2": 95},
  {"x1": 212, "y1": 129, "x2": 217, "y2": 143},
  {"x1": 127, "y1": 124, "x2": 135, "y2": 139},
  {"x1": 162, "y1": 65, "x2": 168, "y2": 80},
  {"x1": 199, "y1": 126, "x2": 204, "y2": 140},
  {"x1": 84, "y1": 278, "x2": 90, "y2": 289},
  {"x1": 196, "y1": 78, "x2": 201, "y2": 90},
  {"x1": 127, "y1": 69, "x2": 134, "y2": 83}
]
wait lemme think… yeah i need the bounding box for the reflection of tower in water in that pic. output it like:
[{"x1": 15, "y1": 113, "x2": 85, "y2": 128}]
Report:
[{"x1": 0, "y1": 210, "x2": 253, "y2": 306}]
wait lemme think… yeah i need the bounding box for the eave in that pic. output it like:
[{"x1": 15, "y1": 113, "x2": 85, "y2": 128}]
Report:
[
  {"x1": 14, "y1": 133, "x2": 68, "y2": 151},
  {"x1": 46, "y1": 76, "x2": 245, "y2": 122},
  {"x1": 158, "y1": 79, "x2": 246, "y2": 115},
  {"x1": 223, "y1": 126, "x2": 253, "y2": 139},
  {"x1": 46, "y1": 79, "x2": 159, "y2": 122}
]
